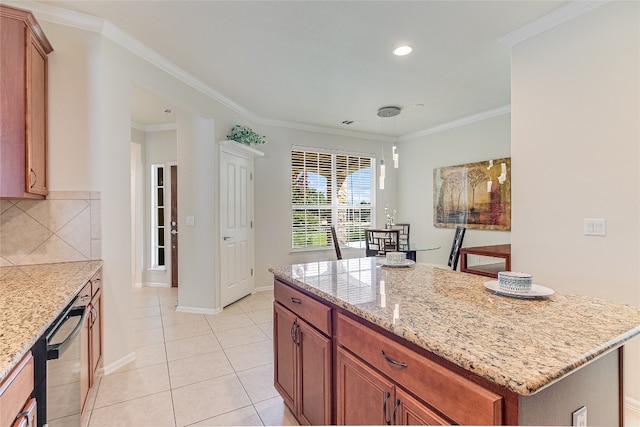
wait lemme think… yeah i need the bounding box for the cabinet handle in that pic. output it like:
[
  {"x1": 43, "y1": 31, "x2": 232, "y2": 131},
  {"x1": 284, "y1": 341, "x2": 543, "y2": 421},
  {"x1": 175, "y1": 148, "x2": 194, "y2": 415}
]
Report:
[
  {"x1": 290, "y1": 320, "x2": 296, "y2": 344},
  {"x1": 380, "y1": 350, "x2": 408, "y2": 368},
  {"x1": 30, "y1": 168, "x2": 37, "y2": 188},
  {"x1": 290, "y1": 297, "x2": 302, "y2": 304},
  {"x1": 383, "y1": 391, "x2": 391, "y2": 425},
  {"x1": 393, "y1": 398, "x2": 400, "y2": 425},
  {"x1": 295, "y1": 321, "x2": 300, "y2": 346}
]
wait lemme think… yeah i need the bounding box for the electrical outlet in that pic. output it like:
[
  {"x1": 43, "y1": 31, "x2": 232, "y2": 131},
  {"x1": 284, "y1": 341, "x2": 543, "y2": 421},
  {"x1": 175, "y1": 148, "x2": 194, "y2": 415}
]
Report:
[{"x1": 572, "y1": 406, "x2": 587, "y2": 426}]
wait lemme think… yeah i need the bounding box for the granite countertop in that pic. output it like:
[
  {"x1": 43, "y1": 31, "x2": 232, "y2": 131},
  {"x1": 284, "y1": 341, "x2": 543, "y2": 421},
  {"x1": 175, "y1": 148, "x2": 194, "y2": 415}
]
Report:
[
  {"x1": 269, "y1": 258, "x2": 640, "y2": 396},
  {"x1": 0, "y1": 260, "x2": 103, "y2": 383}
]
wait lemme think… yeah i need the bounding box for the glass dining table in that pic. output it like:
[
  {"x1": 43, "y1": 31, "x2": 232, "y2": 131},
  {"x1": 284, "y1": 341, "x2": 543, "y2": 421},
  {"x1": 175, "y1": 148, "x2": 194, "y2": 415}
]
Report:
[
  {"x1": 401, "y1": 243, "x2": 441, "y2": 261},
  {"x1": 365, "y1": 228, "x2": 440, "y2": 261}
]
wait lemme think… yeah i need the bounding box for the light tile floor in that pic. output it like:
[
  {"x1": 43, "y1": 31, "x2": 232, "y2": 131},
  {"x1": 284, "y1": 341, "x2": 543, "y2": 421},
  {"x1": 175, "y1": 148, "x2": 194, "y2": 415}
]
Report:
[{"x1": 85, "y1": 287, "x2": 299, "y2": 427}]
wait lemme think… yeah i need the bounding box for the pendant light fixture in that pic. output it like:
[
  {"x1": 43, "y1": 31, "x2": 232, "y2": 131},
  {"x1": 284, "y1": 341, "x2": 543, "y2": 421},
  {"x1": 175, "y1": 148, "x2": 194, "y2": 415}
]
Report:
[{"x1": 377, "y1": 106, "x2": 401, "y2": 172}]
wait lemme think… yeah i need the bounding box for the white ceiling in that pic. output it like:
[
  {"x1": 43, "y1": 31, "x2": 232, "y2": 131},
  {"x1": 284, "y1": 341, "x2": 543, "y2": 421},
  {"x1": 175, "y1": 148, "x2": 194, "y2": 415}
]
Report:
[{"x1": 31, "y1": 0, "x2": 573, "y2": 136}]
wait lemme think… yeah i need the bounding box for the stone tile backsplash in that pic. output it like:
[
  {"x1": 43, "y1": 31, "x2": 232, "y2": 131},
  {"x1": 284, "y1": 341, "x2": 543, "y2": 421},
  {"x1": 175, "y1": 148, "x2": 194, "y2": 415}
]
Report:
[{"x1": 0, "y1": 191, "x2": 101, "y2": 266}]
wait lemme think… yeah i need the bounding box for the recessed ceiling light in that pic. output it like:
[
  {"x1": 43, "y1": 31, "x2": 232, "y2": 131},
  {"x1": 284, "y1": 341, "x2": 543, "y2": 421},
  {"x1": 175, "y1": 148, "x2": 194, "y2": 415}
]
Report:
[{"x1": 393, "y1": 45, "x2": 412, "y2": 56}]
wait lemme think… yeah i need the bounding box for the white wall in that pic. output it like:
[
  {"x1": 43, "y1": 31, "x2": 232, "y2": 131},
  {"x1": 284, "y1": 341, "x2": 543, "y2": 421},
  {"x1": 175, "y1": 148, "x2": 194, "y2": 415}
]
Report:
[
  {"x1": 252, "y1": 125, "x2": 392, "y2": 288},
  {"x1": 511, "y1": 0, "x2": 640, "y2": 405},
  {"x1": 396, "y1": 114, "x2": 511, "y2": 266}
]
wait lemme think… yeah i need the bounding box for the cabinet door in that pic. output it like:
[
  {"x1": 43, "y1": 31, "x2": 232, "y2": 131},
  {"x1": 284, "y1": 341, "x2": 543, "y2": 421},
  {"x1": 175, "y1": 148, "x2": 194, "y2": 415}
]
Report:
[
  {"x1": 273, "y1": 303, "x2": 297, "y2": 413},
  {"x1": 336, "y1": 347, "x2": 394, "y2": 426},
  {"x1": 25, "y1": 33, "x2": 48, "y2": 196},
  {"x1": 90, "y1": 292, "x2": 102, "y2": 382},
  {"x1": 80, "y1": 304, "x2": 90, "y2": 414},
  {"x1": 394, "y1": 388, "x2": 450, "y2": 426},
  {"x1": 297, "y1": 317, "x2": 331, "y2": 425}
]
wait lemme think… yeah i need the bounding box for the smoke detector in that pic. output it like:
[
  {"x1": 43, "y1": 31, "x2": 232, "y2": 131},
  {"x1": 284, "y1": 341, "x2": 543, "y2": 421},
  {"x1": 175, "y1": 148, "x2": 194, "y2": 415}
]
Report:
[{"x1": 377, "y1": 106, "x2": 401, "y2": 118}]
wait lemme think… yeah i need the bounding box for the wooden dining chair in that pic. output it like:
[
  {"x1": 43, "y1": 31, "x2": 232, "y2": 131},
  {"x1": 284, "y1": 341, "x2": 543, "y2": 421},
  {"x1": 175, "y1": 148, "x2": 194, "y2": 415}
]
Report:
[
  {"x1": 365, "y1": 229, "x2": 400, "y2": 257},
  {"x1": 330, "y1": 225, "x2": 342, "y2": 260},
  {"x1": 395, "y1": 223, "x2": 410, "y2": 251},
  {"x1": 448, "y1": 226, "x2": 466, "y2": 270}
]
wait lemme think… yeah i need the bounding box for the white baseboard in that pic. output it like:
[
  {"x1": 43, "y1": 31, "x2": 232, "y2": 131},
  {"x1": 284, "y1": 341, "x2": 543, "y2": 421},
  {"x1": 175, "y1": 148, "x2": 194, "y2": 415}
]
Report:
[
  {"x1": 141, "y1": 282, "x2": 171, "y2": 288},
  {"x1": 100, "y1": 351, "x2": 136, "y2": 376},
  {"x1": 176, "y1": 305, "x2": 221, "y2": 315},
  {"x1": 626, "y1": 396, "x2": 640, "y2": 414},
  {"x1": 254, "y1": 284, "x2": 273, "y2": 293}
]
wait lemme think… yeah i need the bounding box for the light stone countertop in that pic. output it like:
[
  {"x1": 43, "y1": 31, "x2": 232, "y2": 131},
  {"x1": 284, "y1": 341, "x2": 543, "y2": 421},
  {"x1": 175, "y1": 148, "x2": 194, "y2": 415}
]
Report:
[
  {"x1": 269, "y1": 258, "x2": 640, "y2": 395},
  {"x1": 0, "y1": 260, "x2": 103, "y2": 383}
]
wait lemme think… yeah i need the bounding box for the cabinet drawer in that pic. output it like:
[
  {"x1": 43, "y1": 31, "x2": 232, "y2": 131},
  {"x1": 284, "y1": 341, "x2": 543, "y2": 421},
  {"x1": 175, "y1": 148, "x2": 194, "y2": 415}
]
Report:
[
  {"x1": 337, "y1": 314, "x2": 503, "y2": 425},
  {"x1": 0, "y1": 352, "x2": 34, "y2": 427},
  {"x1": 274, "y1": 280, "x2": 331, "y2": 336}
]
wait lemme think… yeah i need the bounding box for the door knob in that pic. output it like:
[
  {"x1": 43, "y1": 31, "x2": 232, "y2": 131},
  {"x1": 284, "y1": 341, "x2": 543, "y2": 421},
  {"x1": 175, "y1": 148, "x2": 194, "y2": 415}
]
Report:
[
  {"x1": 171, "y1": 230, "x2": 178, "y2": 235},
  {"x1": 223, "y1": 236, "x2": 232, "y2": 240}
]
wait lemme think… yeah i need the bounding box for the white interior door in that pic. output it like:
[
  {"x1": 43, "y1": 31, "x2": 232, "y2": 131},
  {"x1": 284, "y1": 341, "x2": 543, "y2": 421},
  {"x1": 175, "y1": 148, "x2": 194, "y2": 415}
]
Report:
[{"x1": 220, "y1": 151, "x2": 254, "y2": 307}]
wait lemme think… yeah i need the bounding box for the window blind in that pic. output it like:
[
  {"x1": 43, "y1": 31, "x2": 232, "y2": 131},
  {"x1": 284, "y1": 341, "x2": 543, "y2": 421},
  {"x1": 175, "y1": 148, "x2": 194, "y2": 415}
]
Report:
[{"x1": 291, "y1": 148, "x2": 374, "y2": 250}]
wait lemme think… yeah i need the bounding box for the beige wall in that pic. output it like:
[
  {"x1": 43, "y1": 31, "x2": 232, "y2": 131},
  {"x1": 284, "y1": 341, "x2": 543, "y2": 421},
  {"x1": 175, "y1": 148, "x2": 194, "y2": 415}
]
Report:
[
  {"x1": 511, "y1": 0, "x2": 640, "y2": 406},
  {"x1": 396, "y1": 113, "x2": 512, "y2": 266}
]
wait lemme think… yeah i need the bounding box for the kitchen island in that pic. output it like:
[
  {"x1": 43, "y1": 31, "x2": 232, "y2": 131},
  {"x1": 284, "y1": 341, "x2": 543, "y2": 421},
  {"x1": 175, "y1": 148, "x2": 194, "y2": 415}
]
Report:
[{"x1": 270, "y1": 258, "x2": 640, "y2": 426}]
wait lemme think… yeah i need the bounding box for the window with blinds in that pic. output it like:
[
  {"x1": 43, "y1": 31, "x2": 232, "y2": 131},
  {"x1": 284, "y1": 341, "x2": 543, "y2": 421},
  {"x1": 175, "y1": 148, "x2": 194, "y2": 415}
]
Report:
[{"x1": 291, "y1": 148, "x2": 374, "y2": 250}]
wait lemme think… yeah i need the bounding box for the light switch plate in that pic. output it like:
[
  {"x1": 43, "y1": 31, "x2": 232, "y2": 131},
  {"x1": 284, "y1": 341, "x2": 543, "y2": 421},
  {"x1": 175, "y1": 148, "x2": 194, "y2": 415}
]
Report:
[
  {"x1": 572, "y1": 406, "x2": 587, "y2": 426},
  {"x1": 584, "y1": 218, "x2": 606, "y2": 236},
  {"x1": 186, "y1": 216, "x2": 195, "y2": 226}
]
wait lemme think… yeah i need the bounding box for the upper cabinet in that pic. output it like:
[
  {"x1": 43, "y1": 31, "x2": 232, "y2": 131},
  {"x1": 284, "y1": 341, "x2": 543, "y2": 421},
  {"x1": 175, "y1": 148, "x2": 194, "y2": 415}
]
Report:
[{"x1": 0, "y1": 5, "x2": 53, "y2": 199}]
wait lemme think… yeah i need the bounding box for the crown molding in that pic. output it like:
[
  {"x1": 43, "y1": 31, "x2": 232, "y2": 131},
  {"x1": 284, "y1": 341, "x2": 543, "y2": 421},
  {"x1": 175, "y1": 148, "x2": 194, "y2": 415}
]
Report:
[
  {"x1": 257, "y1": 116, "x2": 394, "y2": 142},
  {"x1": 131, "y1": 121, "x2": 177, "y2": 133},
  {"x1": 7, "y1": 1, "x2": 524, "y2": 142},
  {"x1": 10, "y1": 0, "x2": 259, "y2": 120},
  {"x1": 500, "y1": 0, "x2": 609, "y2": 46},
  {"x1": 398, "y1": 105, "x2": 511, "y2": 142}
]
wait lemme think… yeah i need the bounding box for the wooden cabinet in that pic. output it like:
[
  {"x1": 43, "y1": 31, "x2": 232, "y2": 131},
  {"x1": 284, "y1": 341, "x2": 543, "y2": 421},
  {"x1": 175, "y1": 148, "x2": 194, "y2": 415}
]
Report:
[
  {"x1": 80, "y1": 269, "x2": 103, "y2": 415},
  {"x1": 0, "y1": 352, "x2": 36, "y2": 427},
  {"x1": 273, "y1": 281, "x2": 332, "y2": 425},
  {"x1": 337, "y1": 313, "x2": 503, "y2": 425},
  {"x1": 337, "y1": 347, "x2": 450, "y2": 426},
  {"x1": 89, "y1": 282, "x2": 102, "y2": 381},
  {"x1": 336, "y1": 346, "x2": 395, "y2": 425},
  {"x1": 0, "y1": 4, "x2": 52, "y2": 199}
]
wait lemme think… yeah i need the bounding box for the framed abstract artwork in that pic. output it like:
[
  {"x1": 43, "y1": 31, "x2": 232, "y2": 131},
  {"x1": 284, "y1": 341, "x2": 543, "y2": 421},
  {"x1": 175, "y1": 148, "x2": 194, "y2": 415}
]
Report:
[{"x1": 434, "y1": 157, "x2": 511, "y2": 230}]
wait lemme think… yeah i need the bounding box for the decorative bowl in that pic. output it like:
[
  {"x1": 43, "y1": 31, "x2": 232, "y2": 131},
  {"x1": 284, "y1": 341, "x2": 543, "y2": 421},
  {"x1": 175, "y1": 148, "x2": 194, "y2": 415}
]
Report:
[{"x1": 498, "y1": 271, "x2": 533, "y2": 293}]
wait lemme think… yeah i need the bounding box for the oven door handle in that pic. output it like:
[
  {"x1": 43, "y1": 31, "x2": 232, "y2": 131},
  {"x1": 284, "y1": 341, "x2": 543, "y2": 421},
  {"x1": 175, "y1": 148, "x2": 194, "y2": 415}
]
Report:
[{"x1": 46, "y1": 306, "x2": 87, "y2": 360}]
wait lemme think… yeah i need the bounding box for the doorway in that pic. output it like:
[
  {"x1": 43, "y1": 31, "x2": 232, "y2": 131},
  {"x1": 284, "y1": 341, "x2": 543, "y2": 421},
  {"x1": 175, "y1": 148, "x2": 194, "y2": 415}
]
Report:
[
  {"x1": 220, "y1": 150, "x2": 254, "y2": 307},
  {"x1": 170, "y1": 165, "x2": 178, "y2": 287}
]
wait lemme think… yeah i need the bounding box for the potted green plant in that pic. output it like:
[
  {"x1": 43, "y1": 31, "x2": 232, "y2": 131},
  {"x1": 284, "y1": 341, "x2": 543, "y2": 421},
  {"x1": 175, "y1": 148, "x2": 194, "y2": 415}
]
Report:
[{"x1": 227, "y1": 124, "x2": 266, "y2": 146}]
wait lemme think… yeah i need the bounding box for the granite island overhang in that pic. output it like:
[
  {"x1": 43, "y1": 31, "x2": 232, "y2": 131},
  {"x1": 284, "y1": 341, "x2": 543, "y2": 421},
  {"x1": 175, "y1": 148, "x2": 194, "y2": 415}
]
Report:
[{"x1": 270, "y1": 257, "x2": 640, "y2": 425}]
